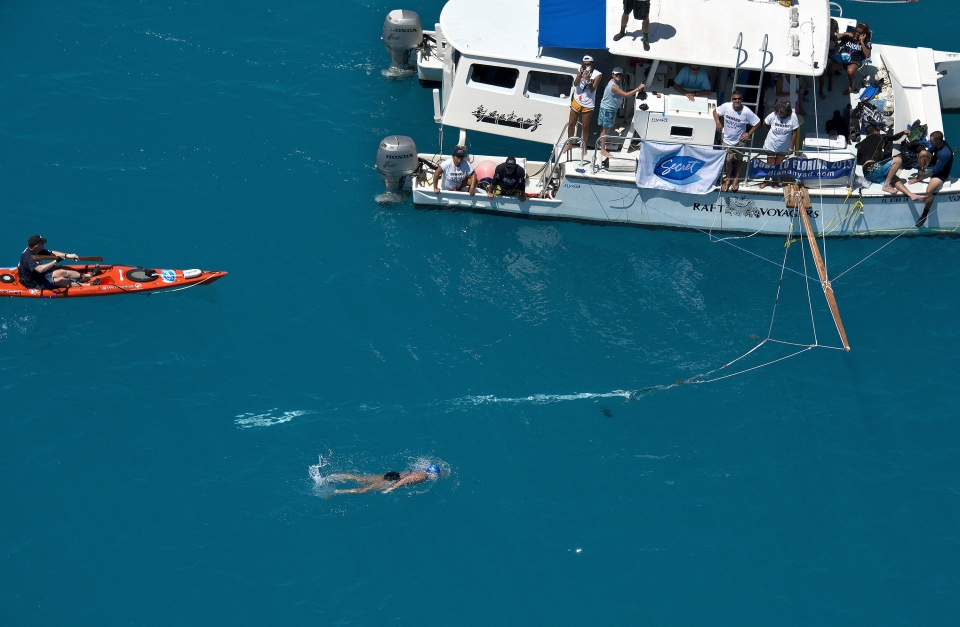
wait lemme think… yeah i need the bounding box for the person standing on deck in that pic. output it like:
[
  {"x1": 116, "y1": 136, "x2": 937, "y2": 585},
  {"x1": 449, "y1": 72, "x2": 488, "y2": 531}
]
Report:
[
  {"x1": 612, "y1": 0, "x2": 651, "y2": 52},
  {"x1": 713, "y1": 90, "x2": 761, "y2": 192},
  {"x1": 598, "y1": 67, "x2": 645, "y2": 161},
  {"x1": 758, "y1": 100, "x2": 800, "y2": 190},
  {"x1": 908, "y1": 131, "x2": 953, "y2": 227},
  {"x1": 563, "y1": 56, "x2": 602, "y2": 157}
]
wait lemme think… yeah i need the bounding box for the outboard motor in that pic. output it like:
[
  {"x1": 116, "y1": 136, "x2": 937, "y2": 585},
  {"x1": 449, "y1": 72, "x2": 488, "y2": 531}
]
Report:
[
  {"x1": 376, "y1": 135, "x2": 418, "y2": 191},
  {"x1": 382, "y1": 10, "x2": 423, "y2": 73}
]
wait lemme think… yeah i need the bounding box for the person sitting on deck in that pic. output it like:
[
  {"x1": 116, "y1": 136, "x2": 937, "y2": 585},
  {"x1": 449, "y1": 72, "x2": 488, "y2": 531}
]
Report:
[
  {"x1": 486, "y1": 156, "x2": 527, "y2": 201},
  {"x1": 671, "y1": 65, "x2": 711, "y2": 102},
  {"x1": 854, "y1": 124, "x2": 925, "y2": 201},
  {"x1": 908, "y1": 131, "x2": 954, "y2": 227},
  {"x1": 326, "y1": 464, "x2": 441, "y2": 495},
  {"x1": 713, "y1": 90, "x2": 761, "y2": 192},
  {"x1": 17, "y1": 234, "x2": 100, "y2": 289},
  {"x1": 612, "y1": 0, "x2": 650, "y2": 52},
  {"x1": 432, "y1": 146, "x2": 477, "y2": 195},
  {"x1": 824, "y1": 22, "x2": 872, "y2": 96}
]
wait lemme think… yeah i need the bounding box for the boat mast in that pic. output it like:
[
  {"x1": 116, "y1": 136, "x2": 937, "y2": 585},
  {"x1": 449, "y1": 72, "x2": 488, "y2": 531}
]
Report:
[{"x1": 792, "y1": 186, "x2": 851, "y2": 352}]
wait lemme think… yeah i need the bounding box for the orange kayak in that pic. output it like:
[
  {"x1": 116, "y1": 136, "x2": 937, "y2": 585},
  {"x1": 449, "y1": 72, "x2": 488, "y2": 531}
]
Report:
[{"x1": 0, "y1": 265, "x2": 227, "y2": 298}]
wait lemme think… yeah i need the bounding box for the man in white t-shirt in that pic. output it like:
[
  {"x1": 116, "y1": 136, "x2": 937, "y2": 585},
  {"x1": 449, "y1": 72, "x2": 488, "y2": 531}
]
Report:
[
  {"x1": 712, "y1": 90, "x2": 761, "y2": 191},
  {"x1": 432, "y1": 146, "x2": 477, "y2": 195}
]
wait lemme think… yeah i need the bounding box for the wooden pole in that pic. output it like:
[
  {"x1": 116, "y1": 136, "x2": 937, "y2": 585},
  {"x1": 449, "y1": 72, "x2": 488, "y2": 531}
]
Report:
[{"x1": 794, "y1": 185, "x2": 851, "y2": 352}]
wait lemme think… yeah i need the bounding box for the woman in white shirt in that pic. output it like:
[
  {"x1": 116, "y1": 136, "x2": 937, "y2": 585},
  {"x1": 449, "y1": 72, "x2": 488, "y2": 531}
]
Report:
[
  {"x1": 759, "y1": 100, "x2": 800, "y2": 189},
  {"x1": 563, "y1": 55, "x2": 602, "y2": 156}
]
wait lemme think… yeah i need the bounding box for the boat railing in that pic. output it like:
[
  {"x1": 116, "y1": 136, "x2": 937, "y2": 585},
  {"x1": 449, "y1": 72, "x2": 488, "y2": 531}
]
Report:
[
  {"x1": 829, "y1": 2, "x2": 843, "y2": 18},
  {"x1": 574, "y1": 138, "x2": 856, "y2": 190},
  {"x1": 537, "y1": 127, "x2": 587, "y2": 198}
]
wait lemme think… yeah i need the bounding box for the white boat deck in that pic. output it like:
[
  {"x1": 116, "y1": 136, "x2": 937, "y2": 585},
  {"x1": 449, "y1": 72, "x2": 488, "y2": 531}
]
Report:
[
  {"x1": 607, "y1": 0, "x2": 831, "y2": 75},
  {"x1": 440, "y1": 0, "x2": 831, "y2": 74}
]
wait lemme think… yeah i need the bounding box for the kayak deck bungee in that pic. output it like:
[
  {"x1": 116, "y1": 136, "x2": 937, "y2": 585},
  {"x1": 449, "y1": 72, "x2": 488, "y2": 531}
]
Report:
[{"x1": 0, "y1": 265, "x2": 226, "y2": 298}]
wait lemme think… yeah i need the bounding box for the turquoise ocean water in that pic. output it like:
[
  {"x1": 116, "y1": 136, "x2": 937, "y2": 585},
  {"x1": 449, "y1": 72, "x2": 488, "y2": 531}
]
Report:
[{"x1": 2, "y1": 1, "x2": 959, "y2": 623}]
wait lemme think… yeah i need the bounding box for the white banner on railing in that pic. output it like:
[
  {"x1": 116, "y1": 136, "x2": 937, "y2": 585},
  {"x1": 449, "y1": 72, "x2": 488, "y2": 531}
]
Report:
[{"x1": 636, "y1": 141, "x2": 725, "y2": 194}]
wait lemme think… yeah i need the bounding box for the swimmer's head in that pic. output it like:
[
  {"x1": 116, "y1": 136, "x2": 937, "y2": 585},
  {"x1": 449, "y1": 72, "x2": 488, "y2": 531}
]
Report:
[{"x1": 427, "y1": 464, "x2": 440, "y2": 476}]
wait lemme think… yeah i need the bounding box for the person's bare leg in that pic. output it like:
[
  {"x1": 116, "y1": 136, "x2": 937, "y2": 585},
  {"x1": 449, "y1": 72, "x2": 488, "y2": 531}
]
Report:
[
  {"x1": 881, "y1": 157, "x2": 903, "y2": 194},
  {"x1": 580, "y1": 110, "x2": 593, "y2": 156},
  {"x1": 562, "y1": 108, "x2": 579, "y2": 154},
  {"x1": 892, "y1": 180, "x2": 926, "y2": 202}
]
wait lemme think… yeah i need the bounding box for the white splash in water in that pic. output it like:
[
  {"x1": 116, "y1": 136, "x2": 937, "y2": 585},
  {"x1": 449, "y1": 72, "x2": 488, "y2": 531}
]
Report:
[
  {"x1": 234, "y1": 408, "x2": 314, "y2": 429},
  {"x1": 380, "y1": 67, "x2": 415, "y2": 79},
  {"x1": 375, "y1": 190, "x2": 407, "y2": 204},
  {"x1": 453, "y1": 390, "x2": 635, "y2": 406}
]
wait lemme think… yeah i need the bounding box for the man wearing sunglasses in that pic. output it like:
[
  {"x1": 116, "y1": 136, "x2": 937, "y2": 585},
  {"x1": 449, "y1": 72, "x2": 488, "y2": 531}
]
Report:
[{"x1": 713, "y1": 91, "x2": 761, "y2": 192}]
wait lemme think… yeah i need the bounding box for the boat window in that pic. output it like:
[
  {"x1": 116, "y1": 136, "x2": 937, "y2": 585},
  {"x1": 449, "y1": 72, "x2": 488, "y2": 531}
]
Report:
[
  {"x1": 525, "y1": 71, "x2": 573, "y2": 100},
  {"x1": 669, "y1": 126, "x2": 694, "y2": 139},
  {"x1": 468, "y1": 64, "x2": 519, "y2": 90}
]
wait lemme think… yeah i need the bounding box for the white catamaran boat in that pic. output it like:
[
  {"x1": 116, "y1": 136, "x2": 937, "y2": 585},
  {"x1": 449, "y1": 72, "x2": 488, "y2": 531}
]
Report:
[{"x1": 374, "y1": 0, "x2": 960, "y2": 236}]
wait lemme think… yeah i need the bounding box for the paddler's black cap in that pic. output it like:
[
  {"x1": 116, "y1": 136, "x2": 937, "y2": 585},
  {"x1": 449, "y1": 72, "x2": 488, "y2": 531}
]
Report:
[
  {"x1": 505, "y1": 156, "x2": 517, "y2": 169},
  {"x1": 453, "y1": 147, "x2": 466, "y2": 158},
  {"x1": 27, "y1": 234, "x2": 47, "y2": 247}
]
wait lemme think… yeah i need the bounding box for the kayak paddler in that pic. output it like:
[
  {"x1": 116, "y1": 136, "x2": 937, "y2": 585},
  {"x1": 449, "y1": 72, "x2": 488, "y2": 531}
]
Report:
[{"x1": 17, "y1": 234, "x2": 100, "y2": 289}]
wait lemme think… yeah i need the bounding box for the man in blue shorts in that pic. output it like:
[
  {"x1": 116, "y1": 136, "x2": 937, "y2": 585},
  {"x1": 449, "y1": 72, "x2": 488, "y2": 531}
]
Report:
[
  {"x1": 612, "y1": 0, "x2": 650, "y2": 51},
  {"x1": 855, "y1": 125, "x2": 924, "y2": 202}
]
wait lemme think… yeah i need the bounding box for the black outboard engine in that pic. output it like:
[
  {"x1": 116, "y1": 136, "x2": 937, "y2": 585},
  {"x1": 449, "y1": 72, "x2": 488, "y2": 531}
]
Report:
[
  {"x1": 376, "y1": 135, "x2": 419, "y2": 191},
  {"x1": 382, "y1": 10, "x2": 423, "y2": 73}
]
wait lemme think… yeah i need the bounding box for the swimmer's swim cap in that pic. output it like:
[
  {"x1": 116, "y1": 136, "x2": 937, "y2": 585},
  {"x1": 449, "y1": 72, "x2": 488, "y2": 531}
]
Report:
[{"x1": 427, "y1": 464, "x2": 440, "y2": 475}]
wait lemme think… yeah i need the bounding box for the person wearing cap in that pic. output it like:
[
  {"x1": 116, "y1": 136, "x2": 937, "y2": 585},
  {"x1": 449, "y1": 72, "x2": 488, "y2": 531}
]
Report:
[
  {"x1": 612, "y1": 0, "x2": 651, "y2": 51},
  {"x1": 598, "y1": 68, "x2": 645, "y2": 160},
  {"x1": 432, "y1": 145, "x2": 477, "y2": 195},
  {"x1": 486, "y1": 156, "x2": 527, "y2": 201},
  {"x1": 326, "y1": 464, "x2": 442, "y2": 495},
  {"x1": 671, "y1": 65, "x2": 712, "y2": 102},
  {"x1": 563, "y1": 55, "x2": 602, "y2": 156},
  {"x1": 17, "y1": 235, "x2": 99, "y2": 289}
]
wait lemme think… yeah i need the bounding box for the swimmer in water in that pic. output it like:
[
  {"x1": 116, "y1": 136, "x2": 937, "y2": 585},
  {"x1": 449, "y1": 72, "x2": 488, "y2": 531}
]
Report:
[{"x1": 326, "y1": 464, "x2": 441, "y2": 495}]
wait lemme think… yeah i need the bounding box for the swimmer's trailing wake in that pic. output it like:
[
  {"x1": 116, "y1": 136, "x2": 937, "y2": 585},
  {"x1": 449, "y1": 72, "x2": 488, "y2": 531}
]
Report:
[
  {"x1": 234, "y1": 409, "x2": 315, "y2": 429},
  {"x1": 429, "y1": 222, "x2": 853, "y2": 408},
  {"x1": 453, "y1": 390, "x2": 635, "y2": 406}
]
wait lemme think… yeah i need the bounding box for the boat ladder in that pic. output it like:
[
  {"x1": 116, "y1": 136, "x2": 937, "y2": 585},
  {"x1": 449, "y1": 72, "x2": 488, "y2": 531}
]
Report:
[{"x1": 732, "y1": 32, "x2": 772, "y2": 114}]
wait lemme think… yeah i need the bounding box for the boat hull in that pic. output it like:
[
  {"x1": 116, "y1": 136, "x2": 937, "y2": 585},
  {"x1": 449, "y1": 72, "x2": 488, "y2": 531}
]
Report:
[
  {"x1": 413, "y1": 176, "x2": 960, "y2": 236},
  {"x1": 0, "y1": 265, "x2": 227, "y2": 298}
]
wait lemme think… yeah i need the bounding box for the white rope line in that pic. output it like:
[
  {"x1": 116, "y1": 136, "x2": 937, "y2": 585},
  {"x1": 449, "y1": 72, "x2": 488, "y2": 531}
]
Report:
[
  {"x1": 767, "y1": 338, "x2": 848, "y2": 351},
  {"x1": 688, "y1": 346, "x2": 815, "y2": 384},
  {"x1": 832, "y1": 202, "x2": 945, "y2": 282},
  {"x1": 637, "y1": 188, "x2": 819, "y2": 281}
]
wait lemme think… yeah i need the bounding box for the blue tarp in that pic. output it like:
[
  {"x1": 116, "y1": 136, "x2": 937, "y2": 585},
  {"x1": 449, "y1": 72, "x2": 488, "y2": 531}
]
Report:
[{"x1": 538, "y1": 0, "x2": 606, "y2": 50}]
